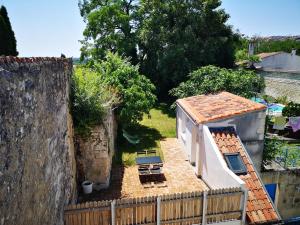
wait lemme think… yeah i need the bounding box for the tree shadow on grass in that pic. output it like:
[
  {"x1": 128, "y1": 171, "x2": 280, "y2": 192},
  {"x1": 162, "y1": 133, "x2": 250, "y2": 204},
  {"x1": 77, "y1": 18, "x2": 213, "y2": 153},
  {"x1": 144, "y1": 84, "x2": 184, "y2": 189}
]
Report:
[
  {"x1": 156, "y1": 102, "x2": 176, "y2": 118},
  {"x1": 114, "y1": 123, "x2": 163, "y2": 166}
]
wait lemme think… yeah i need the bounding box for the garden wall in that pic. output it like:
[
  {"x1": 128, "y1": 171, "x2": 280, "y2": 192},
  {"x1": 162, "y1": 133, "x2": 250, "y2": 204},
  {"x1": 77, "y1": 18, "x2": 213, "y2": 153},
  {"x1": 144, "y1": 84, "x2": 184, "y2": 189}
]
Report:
[
  {"x1": 265, "y1": 77, "x2": 300, "y2": 103},
  {"x1": 261, "y1": 169, "x2": 300, "y2": 219},
  {"x1": 0, "y1": 57, "x2": 77, "y2": 225},
  {"x1": 75, "y1": 108, "x2": 117, "y2": 189}
]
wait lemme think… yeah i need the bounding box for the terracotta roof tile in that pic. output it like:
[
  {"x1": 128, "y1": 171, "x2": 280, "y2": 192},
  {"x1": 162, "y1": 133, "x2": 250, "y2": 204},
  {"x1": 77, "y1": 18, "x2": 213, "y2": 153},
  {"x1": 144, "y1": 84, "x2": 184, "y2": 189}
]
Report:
[
  {"x1": 176, "y1": 92, "x2": 266, "y2": 124},
  {"x1": 210, "y1": 127, "x2": 280, "y2": 225}
]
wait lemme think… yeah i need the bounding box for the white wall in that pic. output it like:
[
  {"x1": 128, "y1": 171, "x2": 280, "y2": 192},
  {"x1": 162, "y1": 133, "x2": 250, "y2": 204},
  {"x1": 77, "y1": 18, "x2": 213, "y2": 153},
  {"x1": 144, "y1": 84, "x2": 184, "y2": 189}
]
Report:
[
  {"x1": 255, "y1": 52, "x2": 300, "y2": 72},
  {"x1": 200, "y1": 125, "x2": 245, "y2": 189},
  {"x1": 206, "y1": 110, "x2": 266, "y2": 172},
  {"x1": 176, "y1": 106, "x2": 197, "y2": 163}
]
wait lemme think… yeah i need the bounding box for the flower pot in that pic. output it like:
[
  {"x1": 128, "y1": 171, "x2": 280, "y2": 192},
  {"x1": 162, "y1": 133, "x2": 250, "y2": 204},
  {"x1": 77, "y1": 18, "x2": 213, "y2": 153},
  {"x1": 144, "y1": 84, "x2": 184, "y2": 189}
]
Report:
[{"x1": 82, "y1": 181, "x2": 93, "y2": 194}]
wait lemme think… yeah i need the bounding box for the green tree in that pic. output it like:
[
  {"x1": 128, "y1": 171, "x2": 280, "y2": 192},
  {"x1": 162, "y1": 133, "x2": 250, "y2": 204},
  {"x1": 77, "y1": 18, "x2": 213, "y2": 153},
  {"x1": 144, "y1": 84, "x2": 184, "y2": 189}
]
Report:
[
  {"x1": 91, "y1": 52, "x2": 156, "y2": 124},
  {"x1": 138, "y1": 0, "x2": 239, "y2": 100},
  {"x1": 79, "y1": 0, "x2": 138, "y2": 64},
  {"x1": 79, "y1": 0, "x2": 240, "y2": 100},
  {"x1": 170, "y1": 65, "x2": 265, "y2": 100},
  {"x1": 71, "y1": 66, "x2": 119, "y2": 135},
  {"x1": 0, "y1": 6, "x2": 18, "y2": 56}
]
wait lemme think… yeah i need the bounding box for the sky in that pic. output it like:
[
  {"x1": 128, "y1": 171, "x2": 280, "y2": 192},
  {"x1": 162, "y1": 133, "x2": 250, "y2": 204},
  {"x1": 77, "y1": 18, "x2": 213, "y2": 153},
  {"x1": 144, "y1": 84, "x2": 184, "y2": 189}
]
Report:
[{"x1": 0, "y1": 0, "x2": 300, "y2": 57}]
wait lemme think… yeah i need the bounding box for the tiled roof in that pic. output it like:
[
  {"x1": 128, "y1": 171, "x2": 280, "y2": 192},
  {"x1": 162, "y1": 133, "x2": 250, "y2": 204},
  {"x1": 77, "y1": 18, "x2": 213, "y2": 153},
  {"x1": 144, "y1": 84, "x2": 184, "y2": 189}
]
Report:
[
  {"x1": 257, "y1": 52, "x2": 283, "y2": 59},
  {"x1": 0, "y1": 56, "x2": 70, "y2": 63},
  {"x1": 210, "y1": 127, "x2": 280, "y2": 225},
  {"x1": 176, "y1": 92, "x2": 266, "y2": 124}
]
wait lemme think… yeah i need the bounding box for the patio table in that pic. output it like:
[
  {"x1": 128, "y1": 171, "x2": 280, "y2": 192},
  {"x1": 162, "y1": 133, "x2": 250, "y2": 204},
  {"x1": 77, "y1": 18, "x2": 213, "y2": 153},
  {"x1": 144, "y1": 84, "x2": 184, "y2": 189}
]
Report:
[{"x1": 136, "y1": 156, "x2": 162, "y2": 165}]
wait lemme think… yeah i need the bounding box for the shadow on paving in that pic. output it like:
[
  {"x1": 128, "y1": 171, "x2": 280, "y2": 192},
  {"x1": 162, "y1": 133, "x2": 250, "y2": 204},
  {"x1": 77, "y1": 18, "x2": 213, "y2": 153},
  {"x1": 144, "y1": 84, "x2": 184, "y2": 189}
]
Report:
[{"x1": 78, "y1": 165, "x2": 125, "y2": 202}]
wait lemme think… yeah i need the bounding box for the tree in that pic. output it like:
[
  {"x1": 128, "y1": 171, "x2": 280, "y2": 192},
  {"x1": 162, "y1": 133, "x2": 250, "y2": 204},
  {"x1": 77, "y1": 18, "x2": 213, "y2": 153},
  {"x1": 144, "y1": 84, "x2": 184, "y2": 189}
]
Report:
[
  {"x1": 71, "y1": 66, "x2": 119, "y2": 135},
  {"x1": 0, "y1": 6, "x2": 18, "y2": 56},
  {"x1": 170, "y1": 65, "x2": 265, "y2": 100},
  {"x1": 79, "y1": 0, "x2": 138, "y2": 64},
  {"x1": 79, "y1": 0, "x2": 240, "y2": 100},
  {"x1": 138, "y1": 0, "x2": 239, "y2": 100},
  {"x1": 91, "y1": 52, "x2": 156, "y2": 124}
]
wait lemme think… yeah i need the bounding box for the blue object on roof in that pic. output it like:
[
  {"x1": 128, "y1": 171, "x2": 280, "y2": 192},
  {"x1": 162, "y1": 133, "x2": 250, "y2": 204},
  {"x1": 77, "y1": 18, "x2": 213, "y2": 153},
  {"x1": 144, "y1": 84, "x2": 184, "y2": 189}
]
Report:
[
  {"x1": 251, "y1": 97, "x2": 267, "y2": 105},
  {"x1": 268, "y1": 104, "x2": 284, "y2": 113},
  {"x1": 136, "y1": 156, "x2": 162, "y2": 165}
]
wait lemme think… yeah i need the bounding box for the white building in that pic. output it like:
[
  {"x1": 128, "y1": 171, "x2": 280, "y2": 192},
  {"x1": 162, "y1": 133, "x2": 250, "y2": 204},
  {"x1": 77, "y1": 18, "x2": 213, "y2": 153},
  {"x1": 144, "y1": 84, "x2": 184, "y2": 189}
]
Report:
[
  {"x1": 254, "y1": 50, "x2": 300, "y2": 72},
  {"x1": 176, "y1": 92, "x2": 281, "y2": 224}
]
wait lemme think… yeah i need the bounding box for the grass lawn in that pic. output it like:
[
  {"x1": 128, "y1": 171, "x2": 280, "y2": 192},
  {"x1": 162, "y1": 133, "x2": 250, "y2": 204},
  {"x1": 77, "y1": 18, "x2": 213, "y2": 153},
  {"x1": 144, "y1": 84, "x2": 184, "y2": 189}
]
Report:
[{"x1": 114, "y1": 103, "x2": 176, "y2": 166}]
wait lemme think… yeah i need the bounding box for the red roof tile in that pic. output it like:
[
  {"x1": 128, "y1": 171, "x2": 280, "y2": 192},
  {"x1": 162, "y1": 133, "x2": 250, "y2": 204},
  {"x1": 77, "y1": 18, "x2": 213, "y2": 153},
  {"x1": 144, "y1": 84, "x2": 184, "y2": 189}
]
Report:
[
  {"x1": 210, "y1": 127, "x2": 280, "y2": 225},
  {"x1": 176, "y1": 92, "x2": 266, "y2": 124}
]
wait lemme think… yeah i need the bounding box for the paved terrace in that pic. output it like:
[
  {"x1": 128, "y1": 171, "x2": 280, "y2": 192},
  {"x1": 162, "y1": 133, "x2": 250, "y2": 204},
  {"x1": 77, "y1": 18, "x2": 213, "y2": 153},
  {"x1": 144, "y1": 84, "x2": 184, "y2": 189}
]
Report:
[{"x1": 80, "y1": 138, "x2": 209, "y2": 202}]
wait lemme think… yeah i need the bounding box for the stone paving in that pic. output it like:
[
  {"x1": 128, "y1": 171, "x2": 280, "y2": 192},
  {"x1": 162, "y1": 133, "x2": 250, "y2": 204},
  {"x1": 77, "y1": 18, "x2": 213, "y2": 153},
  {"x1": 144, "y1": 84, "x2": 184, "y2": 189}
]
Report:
[{"x1": 80, "y1": 138, "x2": 209, "y2": 202}]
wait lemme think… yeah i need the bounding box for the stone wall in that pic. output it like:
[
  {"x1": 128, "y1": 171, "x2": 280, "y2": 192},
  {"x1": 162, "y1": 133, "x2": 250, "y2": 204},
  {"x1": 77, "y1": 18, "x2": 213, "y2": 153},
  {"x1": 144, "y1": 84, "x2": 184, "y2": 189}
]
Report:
[
  {"x1": 261, "y1": 169, "x2": 300, "y2": 219},
  {"x1": 0, "y1": 57, "x2": 77, "y2": 225},
  {"x1": 265, "y1": 77, "x2": 300, "y2": 103},
  {"x1": 75, "y1": 108, "x2": 116, "y2": 189}
]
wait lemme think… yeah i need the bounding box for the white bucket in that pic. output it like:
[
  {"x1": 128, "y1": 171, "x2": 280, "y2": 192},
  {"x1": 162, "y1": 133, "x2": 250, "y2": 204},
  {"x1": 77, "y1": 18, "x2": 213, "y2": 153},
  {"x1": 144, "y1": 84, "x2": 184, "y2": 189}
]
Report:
[{"x1": 82, "y1": 181, "x2": 93, "y2": 194}]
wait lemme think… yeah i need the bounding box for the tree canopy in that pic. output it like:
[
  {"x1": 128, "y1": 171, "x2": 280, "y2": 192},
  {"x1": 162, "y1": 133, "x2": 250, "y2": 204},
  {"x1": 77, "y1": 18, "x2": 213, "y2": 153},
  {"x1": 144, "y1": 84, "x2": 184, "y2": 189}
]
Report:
[
  {"x1": 0, "y1": 6, "x2": 18, "y2": 56},
  {"x1": 170, "y1": 65, "x2": 265, "y2": 100},
  {"x1": 79, "y1": 0, "x2": 239, "y2": 99}
]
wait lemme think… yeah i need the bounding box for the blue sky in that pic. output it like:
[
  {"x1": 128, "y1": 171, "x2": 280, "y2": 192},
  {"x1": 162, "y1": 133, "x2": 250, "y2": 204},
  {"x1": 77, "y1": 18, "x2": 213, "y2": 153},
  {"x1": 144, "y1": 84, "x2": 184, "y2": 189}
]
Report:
[{"x1": 1, "y1": 0, "x2": 300, "y2": 57}]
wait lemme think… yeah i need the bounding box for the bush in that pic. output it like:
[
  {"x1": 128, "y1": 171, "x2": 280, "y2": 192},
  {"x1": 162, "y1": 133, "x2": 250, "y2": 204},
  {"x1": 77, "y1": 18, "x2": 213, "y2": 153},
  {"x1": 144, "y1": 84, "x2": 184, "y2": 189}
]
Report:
[
  {"x1": 263, "y1": 138, "x2": 282, "y2": 165},
  {"x1": 71, "y1": 66, "x2": 119, "y2": 136},
  {"x1": 92, "y1": 52, "x2": 156, "y2": 125},
  {"x1": 170, "y1": 65, "x2": 265, "y2": 100},
  {"x1": 282, "y1": 102, "x2": 300, "y2": 117}
]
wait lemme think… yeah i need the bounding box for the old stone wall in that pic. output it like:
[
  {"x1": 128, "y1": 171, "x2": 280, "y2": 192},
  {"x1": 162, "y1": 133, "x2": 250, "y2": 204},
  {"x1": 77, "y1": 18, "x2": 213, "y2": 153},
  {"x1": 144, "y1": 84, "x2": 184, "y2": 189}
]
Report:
[
  {"x1": 264, "y1": 77, "x2": 300, "y2": 104},
  {"x1": 261, "y1": 169, "x2": 300, "y2": 219},
  {"x1": 0, "y1": 57, "x2": 77, "y2": 225},
  {"x1": 75, "y1": 108, "x2": 116, "y2": 189}
]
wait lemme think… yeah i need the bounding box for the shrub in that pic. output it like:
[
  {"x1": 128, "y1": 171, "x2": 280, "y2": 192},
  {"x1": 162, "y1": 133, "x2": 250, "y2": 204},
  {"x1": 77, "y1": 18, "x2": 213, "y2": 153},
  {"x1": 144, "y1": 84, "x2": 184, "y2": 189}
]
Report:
[
  {"x1": 71, "y1": 66, "x2": 119, "y2": 136},
  {"x1": 282, "y1": 102, "x2": 300, "y2": 117},
  {"x1": 91, "y1": 52, "x2": 156, "y2": 125},
  {"x1": 170, "y1": 65, "x2": 265, "y2": 100}
]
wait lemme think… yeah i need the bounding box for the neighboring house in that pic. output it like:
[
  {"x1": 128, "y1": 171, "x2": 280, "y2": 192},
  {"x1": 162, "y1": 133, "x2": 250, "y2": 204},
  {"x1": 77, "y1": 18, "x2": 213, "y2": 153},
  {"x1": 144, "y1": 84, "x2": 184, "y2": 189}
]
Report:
[
  {"x1": 254, "y1": 50, "x2": 300, "y2": 72},
  {"x1": 176, "y1": 92, "x2": 282, "y2": 225}
]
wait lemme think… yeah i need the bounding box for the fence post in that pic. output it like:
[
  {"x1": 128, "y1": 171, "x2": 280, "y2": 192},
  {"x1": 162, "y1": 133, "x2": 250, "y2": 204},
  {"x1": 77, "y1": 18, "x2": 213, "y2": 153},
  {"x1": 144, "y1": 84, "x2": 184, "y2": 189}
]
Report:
[
  {"x1": 202, "y1": 191, "x2": 208, "y2": 225},
  {"x1": 157, "y1": 196, "x2": 161, "y2": 225},
  {"x1": 111, "y1": 200, "x2": 116, "y2": 225},
  {"x1": 241, "y1": 188, "x2": 248, "y2": 225}
]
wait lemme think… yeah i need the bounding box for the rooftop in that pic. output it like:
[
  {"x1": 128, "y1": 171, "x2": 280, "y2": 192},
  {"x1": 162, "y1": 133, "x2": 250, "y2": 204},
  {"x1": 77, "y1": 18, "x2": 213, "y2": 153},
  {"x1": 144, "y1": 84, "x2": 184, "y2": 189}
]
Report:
[
  {"x1": 176, "y1": 92, "x2": 266, "y2": 124},
  {"x1": 257, "y1": 52, "x2": 283, "y2": 59},
  {"x1": 79, "y1": 138, "x2": 209, "y2": 202},
  {"x1": 210, "y1": 127, "x2": 280, "y2": 225}
]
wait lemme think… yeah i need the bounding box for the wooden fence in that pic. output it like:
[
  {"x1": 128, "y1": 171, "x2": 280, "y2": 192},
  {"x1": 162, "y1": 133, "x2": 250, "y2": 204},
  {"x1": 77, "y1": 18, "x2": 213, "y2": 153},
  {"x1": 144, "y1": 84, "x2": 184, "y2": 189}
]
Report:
[{"x1": 64, "y1": 188, "x2": 246, "y2": 225}]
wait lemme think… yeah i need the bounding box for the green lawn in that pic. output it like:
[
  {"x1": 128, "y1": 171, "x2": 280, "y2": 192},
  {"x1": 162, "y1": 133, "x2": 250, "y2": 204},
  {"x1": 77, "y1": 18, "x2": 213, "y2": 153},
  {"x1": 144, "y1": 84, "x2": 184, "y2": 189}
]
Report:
[{"x1": 114, "y1": 103, "x2": 176, "y2": 166}]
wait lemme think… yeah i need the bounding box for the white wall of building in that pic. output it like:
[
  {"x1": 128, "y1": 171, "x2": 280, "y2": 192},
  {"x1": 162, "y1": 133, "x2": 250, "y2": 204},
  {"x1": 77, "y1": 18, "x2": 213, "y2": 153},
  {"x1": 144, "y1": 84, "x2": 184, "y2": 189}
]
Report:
[
  {"x1": 206, "y1": 110, "x2": 266, "y2": 172},
  {"x1": 200, "y1": 125, "x2": 245, "y2": 189},
  {"x1": 255, "y1": 51, "x2": 300, "y2": 72},
  {"x1": 177, "y1": 106, "x2": 197, "y2": 164}
]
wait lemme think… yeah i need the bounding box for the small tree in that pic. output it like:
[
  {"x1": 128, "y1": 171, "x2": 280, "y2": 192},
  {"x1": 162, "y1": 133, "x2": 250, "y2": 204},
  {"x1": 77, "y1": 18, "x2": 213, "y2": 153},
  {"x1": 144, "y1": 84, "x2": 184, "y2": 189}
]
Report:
[
  {"x1": 71, "y1": 66, "x2": 119, "y2": 136},
  {"x1": 0, "y1": 6, "x2": 18, "y2": 56},
  {"x1": 170, "y1": 65, "x2": 265, "y2": 100},
  {"x1": 92, "y1": 52, "x2": 156, "y2": 125}
]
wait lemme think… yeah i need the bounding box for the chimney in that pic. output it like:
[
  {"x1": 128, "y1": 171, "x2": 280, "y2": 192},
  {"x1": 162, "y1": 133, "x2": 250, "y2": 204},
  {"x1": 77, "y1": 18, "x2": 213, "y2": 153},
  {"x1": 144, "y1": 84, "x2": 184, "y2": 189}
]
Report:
[{"x1": 248, "y1": 42, "x2": 255, "y2": 56}]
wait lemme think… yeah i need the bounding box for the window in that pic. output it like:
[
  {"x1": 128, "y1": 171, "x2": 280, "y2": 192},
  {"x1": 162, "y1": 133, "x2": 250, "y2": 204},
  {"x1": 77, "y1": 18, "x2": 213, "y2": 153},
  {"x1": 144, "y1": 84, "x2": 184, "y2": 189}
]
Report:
[{"x1": 224, "y1": 153, "x2": 247, "y2": 175}]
